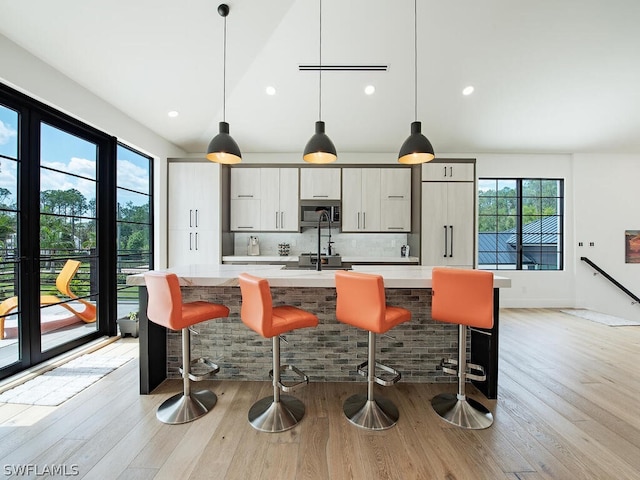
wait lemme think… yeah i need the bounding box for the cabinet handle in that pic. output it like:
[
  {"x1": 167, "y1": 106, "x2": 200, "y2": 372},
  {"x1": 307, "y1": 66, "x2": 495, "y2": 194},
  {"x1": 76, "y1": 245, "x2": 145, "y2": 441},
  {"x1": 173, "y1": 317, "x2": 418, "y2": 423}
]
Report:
[
  {"x1": 238, "y1": 194, "x2": 254, "y2": 198},
  {"x1": 443, "y1": 166, "x2": 447, "y2": 178},
  {"x1": 189, "y1": 209, "x2": 193, "y2": 228},
  {"x1": 195, "y1": 232, "x2": 199, "y2": 250},
  {"x1": 313, "y1": 195, "x2": 328, "y2": 198},
  {"x1": 189, "y1": 232, "x2": 193, "y2": 250},
  {"x1": 275, "y1": 211, "x2": 279, "y2": 229},
  {"x1": 449, "y1": 225, "x2": 454, "y2": 257},
  {"x1": 237, "y1": 226, "x2": 254, "y2": 229},
  {"x1": 443, "y1": 226, "x2": 448, "y2": 257},
  {"x1": 387, "y1": 227, "x2": 404, "y2": 230},
  {"x1": 363, "y1": 212, "x2": 366, "y2": 229},
  {"x1": 357, "y1": 212, "x2": 360, "y2": 229},
  {"x1": 449, "y1": 166, "x2": 453, "y2": 177},
  {"x1": 280, "y1": 211, "x2": 284, "y2": 228},
  {"x1": 388, "y1": 195, "x2": 404, "y2": 199}
]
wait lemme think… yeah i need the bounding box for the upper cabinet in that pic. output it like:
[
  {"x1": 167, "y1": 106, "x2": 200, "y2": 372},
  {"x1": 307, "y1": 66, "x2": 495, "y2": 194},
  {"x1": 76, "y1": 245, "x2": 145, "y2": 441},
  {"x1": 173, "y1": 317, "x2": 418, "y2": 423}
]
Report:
[
  {"x1": 260, "y1": 168, "x2": 299, "y2": 231},
  {"x1": 342, "y1": 168, "x2": 411, "y2": 232},
  {"x1": 230, "y1": 168, "x2": 261, "y2": 199},
  {"x1": 380, "y1": 168, "x2": 412, "y2": 232},
  {"x1": 300, "y1": 168, "x2": 341, "y2": 200},
  {"x1": 422, "y1": 162, "x2": 474, "y2": 182},
  {"x1": 230, "y1": 168, "x2": 299, "y2": 231},
  {"x1": 230, "y1": 168, "x2": 261, "y2": 231}
]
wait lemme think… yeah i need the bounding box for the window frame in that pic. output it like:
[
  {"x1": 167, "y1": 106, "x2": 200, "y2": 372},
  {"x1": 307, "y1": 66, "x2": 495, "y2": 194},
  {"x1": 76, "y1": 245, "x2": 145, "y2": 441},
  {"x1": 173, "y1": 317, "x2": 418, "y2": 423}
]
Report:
[{"x1": 478, "y1": 177, "x2": 564, "y2": 271}]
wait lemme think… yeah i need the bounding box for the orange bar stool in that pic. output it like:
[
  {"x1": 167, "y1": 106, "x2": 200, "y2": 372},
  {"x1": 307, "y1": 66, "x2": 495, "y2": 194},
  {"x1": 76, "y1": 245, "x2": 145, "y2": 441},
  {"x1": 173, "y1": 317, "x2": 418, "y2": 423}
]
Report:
[
  {"x1": 430, "y1": 267, "x2": 495, "y2": 429},
  {"x1": 238, "y1": 273, "x2": 319, "y2": 432},
  {"x1": 334, "y1": 270, "x2": 411, "y2": 430},
  {"x1": 144, "y1": 271, "x2": 230, "y2": 424}
]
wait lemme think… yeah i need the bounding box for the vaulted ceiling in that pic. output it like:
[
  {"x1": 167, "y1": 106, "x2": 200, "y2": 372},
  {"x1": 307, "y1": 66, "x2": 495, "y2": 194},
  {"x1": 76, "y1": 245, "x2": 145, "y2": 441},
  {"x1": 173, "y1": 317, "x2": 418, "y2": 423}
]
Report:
[{"x1": 2, "y1": 0, "x2": 639, "y2": 156}]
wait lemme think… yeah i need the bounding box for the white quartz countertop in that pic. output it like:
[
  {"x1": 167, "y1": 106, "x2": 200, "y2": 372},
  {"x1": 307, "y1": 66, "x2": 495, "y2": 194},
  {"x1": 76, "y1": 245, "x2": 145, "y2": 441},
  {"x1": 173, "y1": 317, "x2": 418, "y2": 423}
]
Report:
[
  {"x1": 126, "y1": 264, "x2": 510, "y2": 289},
  {"x1": 222, "y1": 255, "x2": 420, "y2": 263}
]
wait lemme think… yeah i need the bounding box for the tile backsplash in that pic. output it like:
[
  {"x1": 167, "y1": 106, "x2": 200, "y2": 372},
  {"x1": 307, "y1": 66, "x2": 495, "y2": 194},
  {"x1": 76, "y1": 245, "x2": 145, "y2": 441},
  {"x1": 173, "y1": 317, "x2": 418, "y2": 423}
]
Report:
[{"x1": 234, "y1": 231, "x2": 408, "y2": 258}]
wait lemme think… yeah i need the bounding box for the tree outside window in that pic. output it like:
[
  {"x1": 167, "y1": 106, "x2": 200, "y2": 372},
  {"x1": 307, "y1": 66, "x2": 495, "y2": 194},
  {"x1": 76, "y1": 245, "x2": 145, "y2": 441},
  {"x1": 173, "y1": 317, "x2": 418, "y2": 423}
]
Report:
[{"x1": 478, "y1": 178, "x2": 564, "y2": 270}]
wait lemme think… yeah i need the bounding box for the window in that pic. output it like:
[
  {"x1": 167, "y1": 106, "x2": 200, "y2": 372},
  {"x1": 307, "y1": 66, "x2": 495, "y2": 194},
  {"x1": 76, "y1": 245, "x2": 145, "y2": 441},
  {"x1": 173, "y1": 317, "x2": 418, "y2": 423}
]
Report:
[
  {"x1": 0, "y1": 81, "x2": 155, "y2": 378},
  {"x1": 116, "y1": 144, "x2": 153, "y2": 316},
  {"x1": 478, "y1": 178, "x2": 564, "y2": 270}
]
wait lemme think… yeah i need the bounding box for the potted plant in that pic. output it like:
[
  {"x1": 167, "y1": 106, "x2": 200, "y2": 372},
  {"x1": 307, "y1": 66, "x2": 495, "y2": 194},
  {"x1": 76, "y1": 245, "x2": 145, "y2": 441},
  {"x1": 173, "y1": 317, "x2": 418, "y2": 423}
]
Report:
[{"x1": 117, "y1": 311, "x2": 139, "y2": 338}]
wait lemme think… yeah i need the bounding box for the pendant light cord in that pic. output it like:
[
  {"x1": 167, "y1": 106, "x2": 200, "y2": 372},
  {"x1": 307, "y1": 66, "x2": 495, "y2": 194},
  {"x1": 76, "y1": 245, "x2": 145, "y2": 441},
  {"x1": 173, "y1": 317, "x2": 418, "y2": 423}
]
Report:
[
  {"x1": 223, "y1": 13, "x2": 227, "y2": 123},
  {"x1": 318, "y1": 0, "x2": 323, "y2": 121},
  {"x1": 414, "y1": 0, "x2": 418, "y2": 122}
]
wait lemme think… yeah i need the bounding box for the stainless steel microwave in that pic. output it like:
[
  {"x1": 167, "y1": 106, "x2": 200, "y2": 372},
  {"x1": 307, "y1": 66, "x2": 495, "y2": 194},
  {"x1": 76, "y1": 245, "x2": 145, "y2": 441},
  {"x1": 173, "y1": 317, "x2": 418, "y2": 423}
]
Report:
[{"x1": 300, "y1": 200, "x2": 341, "y2": 228}]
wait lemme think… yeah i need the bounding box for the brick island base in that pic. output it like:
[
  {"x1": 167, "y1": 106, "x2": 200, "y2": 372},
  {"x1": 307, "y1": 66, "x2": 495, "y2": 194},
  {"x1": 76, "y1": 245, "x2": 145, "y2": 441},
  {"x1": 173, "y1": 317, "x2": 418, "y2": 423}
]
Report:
[{"x1": 137, "y1": 284, "x2": 500, "y2": 399}]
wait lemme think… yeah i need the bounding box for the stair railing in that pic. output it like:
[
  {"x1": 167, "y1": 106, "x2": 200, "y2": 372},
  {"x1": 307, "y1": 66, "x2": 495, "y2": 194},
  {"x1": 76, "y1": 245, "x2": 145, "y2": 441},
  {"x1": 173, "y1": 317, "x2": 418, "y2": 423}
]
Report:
[{"x1": 580, "y1": 256, "x2": 640, "y2": 306}]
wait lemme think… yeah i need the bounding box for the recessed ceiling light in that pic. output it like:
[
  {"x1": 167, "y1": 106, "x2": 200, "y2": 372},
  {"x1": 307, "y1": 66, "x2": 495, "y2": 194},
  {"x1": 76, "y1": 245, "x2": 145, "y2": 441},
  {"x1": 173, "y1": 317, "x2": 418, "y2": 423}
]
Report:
[
  {"x1": 462, "y1": 86, "x2": 475, "y2": 96},
  {"x1": 265, "y1": 86, "x2": 276, "y2": 96},
  {"x1": 364, "y1": 85, "x2": 375, "y2": 95},
  {"x1": 167, "y1": 110, "x2": 179, "y2": 118}
]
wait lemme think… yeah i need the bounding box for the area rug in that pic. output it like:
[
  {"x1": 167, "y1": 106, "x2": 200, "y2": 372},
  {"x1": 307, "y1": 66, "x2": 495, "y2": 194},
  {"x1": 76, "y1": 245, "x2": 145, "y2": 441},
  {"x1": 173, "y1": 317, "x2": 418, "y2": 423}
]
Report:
[
  {"x1": 560, "y1": 309, "x2": 640, "y2": 326},
  {"x1": 0, "y1": 354, "x2": 133, "y2": 406}
]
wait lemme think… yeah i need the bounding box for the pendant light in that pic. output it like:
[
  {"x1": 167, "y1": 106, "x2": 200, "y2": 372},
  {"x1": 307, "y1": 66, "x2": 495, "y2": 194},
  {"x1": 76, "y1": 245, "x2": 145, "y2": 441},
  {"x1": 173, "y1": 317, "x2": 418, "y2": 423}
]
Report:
[
  {"x1": 206, "y1": 3, "x2": 242, "y2": 164},
  {"x1": 398, "y1": 0, "x2": 435, "y2": 164},
  {"x1": 303, "y1": 0, "x2": 337, "y2": 164}
]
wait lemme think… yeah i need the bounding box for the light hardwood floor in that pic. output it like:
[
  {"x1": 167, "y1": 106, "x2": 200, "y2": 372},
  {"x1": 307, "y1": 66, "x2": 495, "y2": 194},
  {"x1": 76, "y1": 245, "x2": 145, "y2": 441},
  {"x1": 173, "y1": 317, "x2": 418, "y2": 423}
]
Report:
[{"x1": 0, "y1": 308, "x2": 639, "y2": 479}]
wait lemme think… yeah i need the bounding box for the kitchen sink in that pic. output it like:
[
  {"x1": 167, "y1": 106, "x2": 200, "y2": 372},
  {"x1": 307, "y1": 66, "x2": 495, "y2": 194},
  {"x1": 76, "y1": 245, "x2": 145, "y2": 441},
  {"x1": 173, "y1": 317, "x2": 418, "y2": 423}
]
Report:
[{"x1": 298, "y1": 253, "x2": 343, "y2": 269}]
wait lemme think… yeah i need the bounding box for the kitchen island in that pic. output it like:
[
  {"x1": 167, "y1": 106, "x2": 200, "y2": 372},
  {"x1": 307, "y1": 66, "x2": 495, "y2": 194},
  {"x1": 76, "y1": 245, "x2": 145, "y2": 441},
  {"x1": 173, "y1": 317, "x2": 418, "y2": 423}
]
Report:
[{"x1": 127, "y1": 264, "x2": 510, "y2": 399}]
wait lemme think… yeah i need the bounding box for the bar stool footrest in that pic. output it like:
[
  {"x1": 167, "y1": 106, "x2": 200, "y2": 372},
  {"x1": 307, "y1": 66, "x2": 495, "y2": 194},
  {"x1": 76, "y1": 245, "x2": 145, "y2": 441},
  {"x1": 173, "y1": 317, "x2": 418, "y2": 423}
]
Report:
[
  {"x1": 356, "y1": 360, "x2": 401, "y2": 387},
  {"x1": 466, "y1": 362, "x2": 487, "y2": 382},
  {"x1": 439, "y1": 358, "x2": 487, "y2": 381},
  {"x1": 179, "y1": 357, "x2": 220, "y2": 382},
  {"x1": 269, "y1": 364, "x2": 309, "y2": 392}
]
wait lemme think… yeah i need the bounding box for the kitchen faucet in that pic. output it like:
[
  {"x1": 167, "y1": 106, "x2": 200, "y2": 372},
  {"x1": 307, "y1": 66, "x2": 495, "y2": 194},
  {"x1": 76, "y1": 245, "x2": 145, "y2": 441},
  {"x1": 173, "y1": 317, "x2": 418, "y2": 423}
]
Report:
[{"x1": 316, "y1": 208, "x2": 333, "y2": 271}]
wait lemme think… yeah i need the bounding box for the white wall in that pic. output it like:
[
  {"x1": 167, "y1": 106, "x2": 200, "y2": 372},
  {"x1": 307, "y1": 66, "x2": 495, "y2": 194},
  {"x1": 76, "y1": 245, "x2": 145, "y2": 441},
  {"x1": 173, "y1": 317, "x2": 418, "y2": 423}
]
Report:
[
  {"x1": 438, "y1": 153, "x2": 575, "y2": 308},
  {"x1": 0, "y1": 34, "x2": 185, "y2": 268},
  {"x1": 573, "y1": 154, "x2": 640, "y2": 322}
]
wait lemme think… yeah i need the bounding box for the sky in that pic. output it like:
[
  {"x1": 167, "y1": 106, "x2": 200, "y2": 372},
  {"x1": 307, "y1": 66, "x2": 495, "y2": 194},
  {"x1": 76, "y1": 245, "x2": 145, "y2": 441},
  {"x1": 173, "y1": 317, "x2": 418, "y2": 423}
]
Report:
[{"x1": 0, "y1": 104, "x2": 150, "y2": 210}]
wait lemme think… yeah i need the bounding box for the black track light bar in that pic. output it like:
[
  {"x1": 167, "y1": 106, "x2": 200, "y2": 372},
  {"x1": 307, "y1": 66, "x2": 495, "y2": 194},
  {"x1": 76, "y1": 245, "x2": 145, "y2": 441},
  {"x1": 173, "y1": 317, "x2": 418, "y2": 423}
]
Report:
[{"x1": 299, "y1": 64, "x2": 388, "y2": 72}]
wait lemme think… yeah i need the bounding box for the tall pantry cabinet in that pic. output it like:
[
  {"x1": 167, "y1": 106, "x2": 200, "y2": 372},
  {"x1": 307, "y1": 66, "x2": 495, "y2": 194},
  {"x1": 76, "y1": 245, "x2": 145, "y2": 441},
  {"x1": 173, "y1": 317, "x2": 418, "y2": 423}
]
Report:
[
  {"x1": 168, "y1": 162, "x2": 221, "y2": 266},
  {"x1": 421, "y1": 161, "x2": 475, "y2": 267}
]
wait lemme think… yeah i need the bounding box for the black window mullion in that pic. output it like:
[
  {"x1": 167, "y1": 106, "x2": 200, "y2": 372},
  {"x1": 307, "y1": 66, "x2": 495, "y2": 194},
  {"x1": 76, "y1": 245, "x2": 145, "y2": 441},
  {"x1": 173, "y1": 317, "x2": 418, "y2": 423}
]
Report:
[{"x1": 516, "y1": 179, "x2": 523, "y2": 270}]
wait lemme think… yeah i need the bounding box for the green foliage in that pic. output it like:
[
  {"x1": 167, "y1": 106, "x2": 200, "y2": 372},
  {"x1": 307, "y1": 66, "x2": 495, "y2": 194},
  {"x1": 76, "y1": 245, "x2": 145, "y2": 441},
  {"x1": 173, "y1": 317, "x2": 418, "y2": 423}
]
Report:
[{"x1": 479, "y1": 179, "x2": 561, "y2": 233}]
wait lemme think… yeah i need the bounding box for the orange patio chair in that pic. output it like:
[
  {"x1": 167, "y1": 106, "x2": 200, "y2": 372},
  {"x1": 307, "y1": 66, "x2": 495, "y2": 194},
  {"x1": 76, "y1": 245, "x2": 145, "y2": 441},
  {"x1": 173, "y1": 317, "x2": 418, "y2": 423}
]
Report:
[{"x1": 0, "y1": 259, "x2": 97, "y2": 339}]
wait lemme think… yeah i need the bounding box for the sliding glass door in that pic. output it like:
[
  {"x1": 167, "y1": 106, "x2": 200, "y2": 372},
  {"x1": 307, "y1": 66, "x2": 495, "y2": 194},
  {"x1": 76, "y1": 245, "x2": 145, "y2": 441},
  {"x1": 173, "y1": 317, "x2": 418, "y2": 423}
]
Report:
[
  {"x1": 38, "y1": 122, "x2": 100, "y2": 352},
  {"x1": 0, "y1": 104, "x2": 20, "y2": 369},
  {"x1": 0, "y1": 85, "x2": 115, "y2": 378}
]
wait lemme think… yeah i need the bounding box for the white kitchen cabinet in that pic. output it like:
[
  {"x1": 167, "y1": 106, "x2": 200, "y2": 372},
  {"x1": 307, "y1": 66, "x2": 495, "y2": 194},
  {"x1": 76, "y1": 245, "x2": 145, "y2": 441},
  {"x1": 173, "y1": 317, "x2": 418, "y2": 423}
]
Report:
[
  {"x1": 230, "y1": 168, "x2": 261, "y2": 199},
  {"x1": 342, "y1": 168, "x2": 381, "y2": 232},
  {"x1": 230, "y1": 198, "x2": 261, "y2": 231},
  {"x1": 380, "y1": 168, "x2": 411, "y2": 231},
  {"x1": 422, "y1": 162, "x2": 475, "y2": 182},
  {"x1": 300, "y1": 168, "x2": 341, "y2": 200},
  {"x1": 380, "y1": 168, "x2": 411, "y2": 200},
  {"x1": 168, "y1": 162, "x2": 220, "y2": 266},
  {"x1": 343, "y1": 168, "x2": 411, "y2": 232},
  {"x1": 231, "y1": 167, "x2": 298, "y2": 231},
  {"x1": 230, "y1": 168, "x2": 261, "y2": 230},
  {"x1": 421, "y1": 181, "x2": 474, "y2": 267},
  {"x1": 260, "y1": 168, "x2": 299, "y2": 231}
]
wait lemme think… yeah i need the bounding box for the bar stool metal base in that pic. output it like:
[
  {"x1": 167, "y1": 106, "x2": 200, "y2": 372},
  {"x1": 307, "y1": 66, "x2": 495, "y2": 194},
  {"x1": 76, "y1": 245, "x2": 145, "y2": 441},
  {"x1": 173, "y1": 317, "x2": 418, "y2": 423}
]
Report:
[
  {"x1": 431, "y1": 393, "x2": 493, "y2": 429},
  {"x1": 156, "y1": 389, "x2": 218, "y2": 425},
  {"x1": 343, "y1": 394, "x2": 399, "y2": 430},
  {"x1": 248, "y1": 395, "x2": 305, "y2": 432}
]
